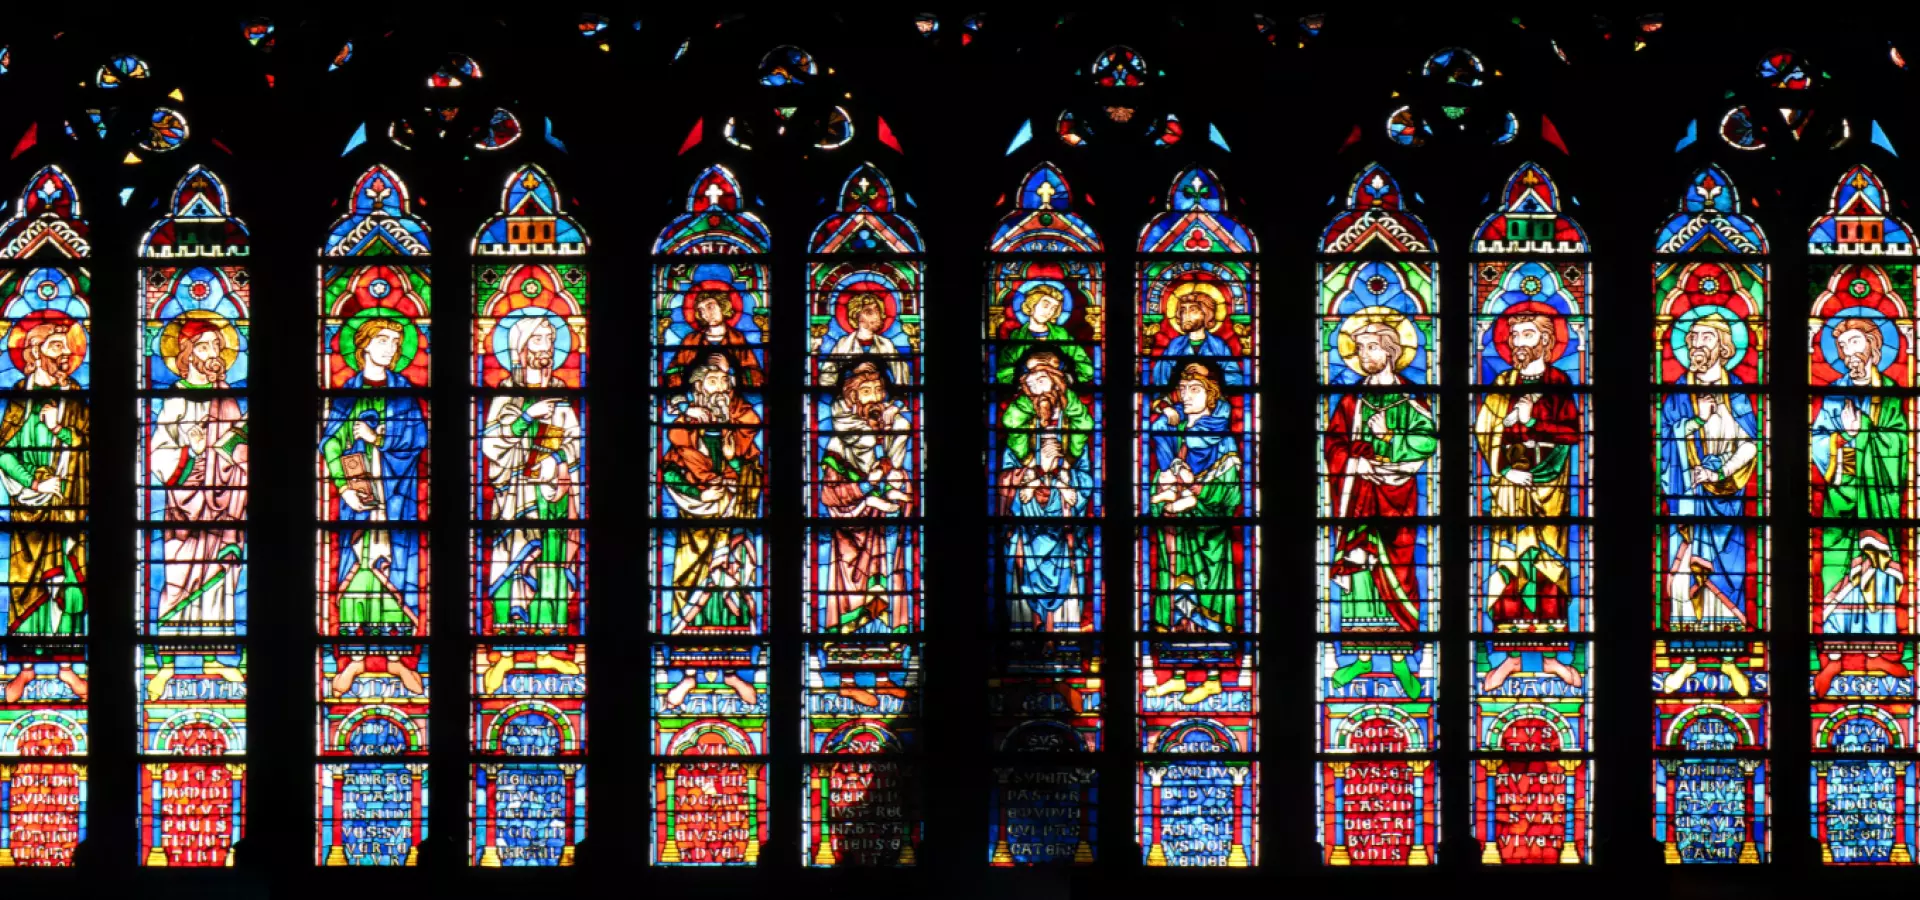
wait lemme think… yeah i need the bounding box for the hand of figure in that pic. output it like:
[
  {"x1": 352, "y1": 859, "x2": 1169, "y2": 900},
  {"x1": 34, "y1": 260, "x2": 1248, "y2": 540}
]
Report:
[
  {"x1": 524, "y1": 399, "x2": 557, "y2": 420},
  {"x1": 867, "y1": 495, "x2": 901, "y2": 514},
  {"x1": 1504, "y1": 469, "x2": 1533, "y2": 486},
  {"x1": 1366, "y1": 411, "x2": 1389, "y2": 437},
  {"x1": 1038, "y1": 441, "x2": 1061, "y2": 472},
  {"x1": 353, "y1": 421, "x2": 381, "y2": 444},
  {"x1": 1690, "y1": 465, "x2": 1717, "y2": 486},
  {"x1": 1841, "y1": 400, "x2": 1863, "y2": 435},
  {"x1": 342, "y1": 489, "x2": 372, "y2": 512},
  {"x1": 186, "y1": 424, "x2": 208, "y2": 454},
  {"x1": 682, "y1": 406, "x2": 712, "y2": 424},
  {"x1": 1511, "y1": 397, "x2": 1534, "y2": 425},
  {"x1": 31, "y1": 477, "x2": 60, "y2": 497},
  {"x1": 38, "y1": 404, "x2": 58, "y2": 431}
]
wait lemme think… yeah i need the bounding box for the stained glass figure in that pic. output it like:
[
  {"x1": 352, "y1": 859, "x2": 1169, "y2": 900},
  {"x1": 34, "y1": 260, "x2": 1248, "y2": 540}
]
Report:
[
  {"x1": 316, "y1": 166, "x2": 430, "y2": 866},
  {"x1": 1314, "y1": 164, "x2": 1441, "y2": 866},
  {"x1": 465, "y1": 164, "x2": 590, "y2": 866},
  {"x1": 1468, "y1": 163, "x2": 1593, "y2": 865},
  {"x1": 0, "y1": 165, "x2": 89, "y2": 870},
  {"x1": 1131, "y1": 167, "x2": 1259, "y2": 867},
  {"x1": 986, "y1": 163, "x2": 1105, "y2": 865},
  {"x1": 796, "y1": 165, "x2": 928, "y2": 867},
  {"x1": 1808, "y1": 165, "x2": 1920, "y2": 865},
  {"x1": 651, "y1": 164, "x2": 770, "y2": 867},
  {"x1": 1650, "y1": 167, "x2": 1772, "y2": 864},
  {"x1": 137, "y1": 169, "x2": 251, "y2": 716}
]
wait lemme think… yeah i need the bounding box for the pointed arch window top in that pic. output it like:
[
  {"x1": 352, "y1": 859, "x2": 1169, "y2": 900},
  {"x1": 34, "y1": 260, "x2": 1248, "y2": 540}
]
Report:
[
  {"x1": 141, "y1": 165, "x2": 250, "y2": 259},
  {"x1": 1473, "y1": 162, "x2": 1588, "y2": 254},
  {"x1": 1653, "y1": 165, "x2": 1766, "y2": 254},
  {"x1": 0, "y1": 165, "x2": 91, "y2": 260},
  {"x1": 323, "y1": 165, "x2": 430, "y2": 257},
  {"x1": 1138, "y1": 167, "x2": 1255, "y2": 253},
  {"x1": 474, "y1": 164, "x2": 588, "y2": 256},
  {"x1": 989, "y1": 163, "x2": 1102, "y2": 253},
  {"x1": 1321, "y1": 162, "x2": 1433, "y2": 254},
  {"x1": 809, "y1": 164, "x2": 923, "y2": 254},
  {"x1": 653, "y1": 164, "x2": 770, "y2": 255},
  {"x1": 1810, "y1": 164, "x2": 1914, "y2": 256}
]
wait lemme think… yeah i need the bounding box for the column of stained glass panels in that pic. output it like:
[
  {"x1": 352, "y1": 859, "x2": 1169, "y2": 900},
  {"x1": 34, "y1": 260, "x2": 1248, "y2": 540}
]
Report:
[
  {"x1": 1649, "y1": 166, "x2": 1772, "y2": 864},
  {"x1": 984, "y1": 164, "x2": 1105, "y2": 866},
  {"x1": 314, "y1": 166, "x2": 432, "y2": 866},
  {"x1": 1806, "y1": 165, "x2": 1920, "y2": 865},
  {"x1": 1466, "y1": 163, "x2": 1595, "y2": 865},
  {"x1": 0, "y1": 166, "x2": 91, "y2": 868},
  {"x1": 467, "y1": 165, "x2": 588, "y2": 867},
  {"x1": 1133, "y1": 168, "x2": 1260, "y2": 868},
  {"x1": 800, "y1": 165, "x2": 926, "y2": 868},
  {"x1": 1313, "y1": 164, "x2": 1441, "y2": 866},
  {"x1": 647, "y1": 165, "x2": 772, "y2": 866},
  {"x1": 134, "y1": 167, "x2": 251, "y2": 866}
]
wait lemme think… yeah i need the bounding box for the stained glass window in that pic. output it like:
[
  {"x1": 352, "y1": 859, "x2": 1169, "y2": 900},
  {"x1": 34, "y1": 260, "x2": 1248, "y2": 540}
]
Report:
[
  {"x1": 136, "y1": 166, "x2": 251, "y2": 866},
  {"x1": 1468, "y1": 162, "x2": 1594, "y2": 865},
  {"x1": 801, "y1": 164, "x2": 926, "y2": 867},
  {"x1": 469, "y1": 164, "x2": 588, "y2": 866},
  {"x1": 315, "y1": 165, "x2": 431, "y2": 866},
  {"x1": 649, "y1": 165, "x2": 772, "y2": 867},
  {"x1": 986, "y1": 163, "x2": 1104, "y2": 866},
  {"x1": 1314, "y1": 163, "x2": 1441, "y2": 866},
  {"x1": 1807, "y1": 164, "x2": 1920, "y2": 865},
  {"x1": 1650, "y1": 165, "x2": 1772, "y2": 864},
  {"x1": 0, "y1": 166, "x2": 91, "y2": 868},
  {"x1": 1134, "y1": 167, "x2": 1259, "y2": 867}
]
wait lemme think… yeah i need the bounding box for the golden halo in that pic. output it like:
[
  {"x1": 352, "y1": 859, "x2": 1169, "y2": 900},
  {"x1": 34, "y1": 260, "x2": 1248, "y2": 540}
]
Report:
[
  {"x1": 158, "y1": 309, "x2": 241, "y2": 378},
  {"x1": 1162, "y1": 280, "x2": 1231, "y2": 331},
  {"x1": 1336, "y1": 307, "x2": 1419, "y2": 375}
]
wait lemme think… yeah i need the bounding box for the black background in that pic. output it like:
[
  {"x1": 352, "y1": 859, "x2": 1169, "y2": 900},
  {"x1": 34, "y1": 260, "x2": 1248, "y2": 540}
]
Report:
[{"x1": 0, "y1": 7, "x2": 1917, "y2": 899}]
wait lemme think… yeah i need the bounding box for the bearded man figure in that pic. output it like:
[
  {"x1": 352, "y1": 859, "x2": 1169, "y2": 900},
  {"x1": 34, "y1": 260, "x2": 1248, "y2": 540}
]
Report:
[
  {"x1": 1, "y1": 320, "x2": 88, "y2": 636},
  {"x1": 1149, "y1": 284, "x2": 1245, "y2": 387},
  {"x1": 149, "y1": 320, "x2": 248, "y2": 632},
  {"x1": 661, "y1": 353, "x2": 764, "y2": 633},
  {"x1": 1321, "y1": 320, "x2": 1437, "y2": 699},
  {"x1": 817, "y1": 362, "x2": 914, "y2": 633},
  {"x1": 997, "y1": 351, "x2": 1095, "y2": 630},
  {"x1": 1659, "y1": 314, "x2": 1759, "y2": 633},
  {"x1": 1473, "y1": 313, "x2": 1582, "y2": 632},
  {"x1": 480, "y1": 315, "x2": 584, "y2": 636},
  {"x1": 1813, "y1": 318, "x2": 1908, "y2": 519}
]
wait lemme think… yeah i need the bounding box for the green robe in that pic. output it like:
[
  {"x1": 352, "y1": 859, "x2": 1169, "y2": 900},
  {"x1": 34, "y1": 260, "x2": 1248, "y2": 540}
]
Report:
[{"x1": 996, "y1": 324, "x2": 1095, "y2": 385}]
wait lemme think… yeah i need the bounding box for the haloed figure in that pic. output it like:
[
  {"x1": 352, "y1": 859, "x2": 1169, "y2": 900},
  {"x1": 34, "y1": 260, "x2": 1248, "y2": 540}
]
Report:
[
  {"x1": 150, "y1": 320, "x2": 248, "y2": 631},
  {"x1": 1, "y1": 320, "x2": 89, "y2": 637},
  {"x1": 481, "y1": 315, "x2": 584, "y2": 632},
  {"x1": 999, "y1": 351, "x2": 1095, "y2": 630},
  {"x1": 818, "y1": 362, "x2": 915, "y2": 634},
  {"x1": 1146, "y1": 362, "x2": 1244, "y2": 681},
  {"x1": 1475, "y1": 313, "x2": 1581, "y2": 632}
]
